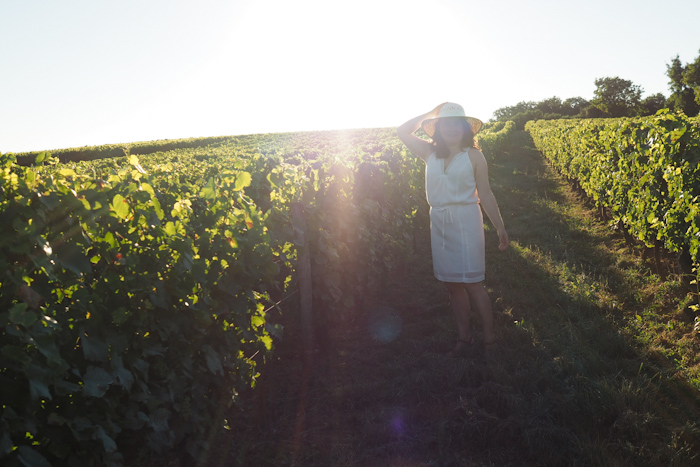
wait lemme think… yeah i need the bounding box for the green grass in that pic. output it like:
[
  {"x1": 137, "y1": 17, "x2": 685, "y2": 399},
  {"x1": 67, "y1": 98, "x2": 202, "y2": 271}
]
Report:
[{"x1": 160, "y1": 130, "x2": 700, "y2": 466}]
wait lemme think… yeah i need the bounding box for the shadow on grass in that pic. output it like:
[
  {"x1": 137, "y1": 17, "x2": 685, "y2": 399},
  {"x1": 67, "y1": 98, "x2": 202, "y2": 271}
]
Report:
[
  {"x1": 222, "y1": 131, "x2": 700, "y2": 467},
  {"x1": 478, "y1": 130, "x2": 700, "y2": 465}
]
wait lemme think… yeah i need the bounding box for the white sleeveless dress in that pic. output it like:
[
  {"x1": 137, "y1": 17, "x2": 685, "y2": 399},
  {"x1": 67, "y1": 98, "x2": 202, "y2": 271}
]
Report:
[{"x1": 425, "y1": 150, "x2": 485, "y2": 283}]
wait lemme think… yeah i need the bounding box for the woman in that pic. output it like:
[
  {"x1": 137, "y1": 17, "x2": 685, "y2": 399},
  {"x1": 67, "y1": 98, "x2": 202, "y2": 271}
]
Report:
[{"x1": 397, "y1": 102, "x2": 509, "y2": 357}]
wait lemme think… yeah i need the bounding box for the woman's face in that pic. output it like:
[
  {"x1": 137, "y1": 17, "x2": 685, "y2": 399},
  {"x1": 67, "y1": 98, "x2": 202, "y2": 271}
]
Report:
[{"x1": 436, "y1": 118, "x2": 465, "y2": 145}]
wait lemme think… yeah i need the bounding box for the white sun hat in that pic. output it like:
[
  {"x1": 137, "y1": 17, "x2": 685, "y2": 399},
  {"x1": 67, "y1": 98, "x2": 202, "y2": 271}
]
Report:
[{"x1": 421, "y1": 102, "x2": 483, "y2": 138}]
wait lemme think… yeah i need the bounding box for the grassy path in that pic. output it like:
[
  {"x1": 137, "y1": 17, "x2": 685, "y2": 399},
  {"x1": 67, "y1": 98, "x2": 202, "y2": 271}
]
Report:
[{"x1": 222, "y1": 131, "x2": 700, "y2": 466}]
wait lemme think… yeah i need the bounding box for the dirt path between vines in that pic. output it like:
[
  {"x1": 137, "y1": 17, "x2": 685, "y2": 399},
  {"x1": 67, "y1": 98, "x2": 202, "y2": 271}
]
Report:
[{"x1": 217, "y1": 131, "x2": 700, "y2": 466}]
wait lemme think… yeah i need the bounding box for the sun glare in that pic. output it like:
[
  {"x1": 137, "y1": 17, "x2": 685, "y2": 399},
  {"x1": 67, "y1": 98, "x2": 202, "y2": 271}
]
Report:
[{"x1": 204, "y1": 0, "x2": 442, "y2": 135}]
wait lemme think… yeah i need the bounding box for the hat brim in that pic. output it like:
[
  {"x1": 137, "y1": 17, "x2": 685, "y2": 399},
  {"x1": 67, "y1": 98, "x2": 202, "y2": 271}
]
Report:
[{"x1": 421, "y1": 116, "x2": 483, "y2": 138}]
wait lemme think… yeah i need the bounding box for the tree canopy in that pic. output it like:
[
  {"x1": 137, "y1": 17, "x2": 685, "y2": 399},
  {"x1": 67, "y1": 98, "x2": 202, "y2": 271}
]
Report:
[
  {"x1": 667, "y1": 53, "x2": 700, "y2": 116},
  {"x1": 491, "y1": 48, "x2": 700, "y2": 126},
  {"x1": 590, "y1": 77, "x2": 642, "y2": 118},
  {"x1": 491, "y1": 97, "x2": 591, "y2": 129}
]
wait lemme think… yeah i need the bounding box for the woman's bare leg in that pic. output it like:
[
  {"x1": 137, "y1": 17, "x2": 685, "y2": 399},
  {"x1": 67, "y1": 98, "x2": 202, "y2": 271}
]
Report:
[
  {"x1": 445, "y1": 282, "x2": 472, "y2": 343},
  {"x1": 464, "y1": 282, "x2": 495, "y2": 344}
]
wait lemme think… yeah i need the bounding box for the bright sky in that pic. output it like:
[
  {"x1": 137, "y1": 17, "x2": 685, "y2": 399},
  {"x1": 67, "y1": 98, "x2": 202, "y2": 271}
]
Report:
[{"x1": 1, "y1": 0, "x2": 699, "y2": 153}]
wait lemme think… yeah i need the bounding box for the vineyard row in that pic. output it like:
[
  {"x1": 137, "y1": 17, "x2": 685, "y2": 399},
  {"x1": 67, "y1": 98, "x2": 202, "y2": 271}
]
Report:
[
  {"x1": 526, "y1": 111, "x2": 700, "y2": 273},
  {"x1": 0, "y1": 122, "x2": 515, "y2": 465}
]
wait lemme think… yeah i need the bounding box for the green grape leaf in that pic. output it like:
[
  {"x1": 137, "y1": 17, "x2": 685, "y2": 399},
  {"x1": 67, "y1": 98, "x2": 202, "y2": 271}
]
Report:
[
  {"x1": 234, "y1": 171, "x2": 252, "y2": 191},
  {"x1": 111, "y1": 193, "x2": 130, "y2": 219},
  {"x1": 9, "y1": 303, "x2": 36, "y2": 327},
  {"x1": 200, "y1": 177, "x2": 217, "y2": 200},
  {"x1": 17, "y1": 446, "x2": 52, "y2": 467},
  {"x1": 81, "y1": 332, "x2": 109, "y2": 362},
  {"x1": 55, "y1": 243, "x2": 92, "y2": 276},
  {"x1": 83, "y1": 366, "x2": 114, "y2": 398},
  {"x1": 203, "y1": 345, "x2": 223, "y2": 375}
]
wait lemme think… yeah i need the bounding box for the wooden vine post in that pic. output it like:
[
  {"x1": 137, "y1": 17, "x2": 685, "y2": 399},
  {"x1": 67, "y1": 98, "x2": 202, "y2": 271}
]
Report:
[{"x1": 290, "y1": 202, "x2": 314, "y2": 367}]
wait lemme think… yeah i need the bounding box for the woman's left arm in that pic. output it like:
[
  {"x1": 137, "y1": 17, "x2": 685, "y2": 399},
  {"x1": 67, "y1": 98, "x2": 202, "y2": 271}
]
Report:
[{"x1": 471, "y1": 150, "x2": 509, "y2": 251}]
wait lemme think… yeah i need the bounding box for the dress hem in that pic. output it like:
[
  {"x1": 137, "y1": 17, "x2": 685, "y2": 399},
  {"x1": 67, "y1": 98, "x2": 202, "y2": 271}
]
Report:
[{"x1": 434, "y1": 274, "x2": 485, "y2": 284}]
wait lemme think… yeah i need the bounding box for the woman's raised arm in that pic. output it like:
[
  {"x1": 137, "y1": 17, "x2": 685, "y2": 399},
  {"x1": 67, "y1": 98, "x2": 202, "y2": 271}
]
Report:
[{"x1": 397, "y1": 103, "x2": 446, "y2": 161}]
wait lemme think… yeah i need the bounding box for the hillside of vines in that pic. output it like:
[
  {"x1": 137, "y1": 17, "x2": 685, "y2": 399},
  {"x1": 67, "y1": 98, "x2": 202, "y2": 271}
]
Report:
[
  {"x1": 215, "y1": 129, "x2": 700, "y2": 466},
  {"x1": 0, "y1": 123, "x2": 513, "y2": 466},
  {"x1": 7, "y1": 113, "x2": 700, "y2": 465},
  {"x1": 527, "y1": 112, "x2": 700, "y2": 277}
]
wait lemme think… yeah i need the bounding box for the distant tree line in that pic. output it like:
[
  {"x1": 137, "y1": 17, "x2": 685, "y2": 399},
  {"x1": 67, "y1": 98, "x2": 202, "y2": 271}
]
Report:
[{"x1": 493, "y1": 49, "x2": 700, "y2": 128}]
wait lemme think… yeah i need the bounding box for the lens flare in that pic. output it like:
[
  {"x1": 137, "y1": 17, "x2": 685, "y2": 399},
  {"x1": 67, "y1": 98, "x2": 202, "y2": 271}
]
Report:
[{"x1": 367, "y1": 306, "x2": 402, "y2": 343}]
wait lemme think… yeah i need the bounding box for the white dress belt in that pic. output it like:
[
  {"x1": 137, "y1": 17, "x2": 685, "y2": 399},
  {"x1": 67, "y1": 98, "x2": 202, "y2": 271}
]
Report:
[{"x1": 433, "y1": 203, "x2": 478, "y2": 249}]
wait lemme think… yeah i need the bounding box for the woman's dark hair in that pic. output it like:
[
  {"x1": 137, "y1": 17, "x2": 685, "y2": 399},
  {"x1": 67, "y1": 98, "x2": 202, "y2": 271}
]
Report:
[{"x1": 431, "y1": 119, "x2": 480, "y2": 159}]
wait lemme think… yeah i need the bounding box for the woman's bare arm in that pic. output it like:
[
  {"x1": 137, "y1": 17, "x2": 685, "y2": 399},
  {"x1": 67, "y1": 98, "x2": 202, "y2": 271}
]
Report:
[
  {"x1": 397, "y1": 103, "x2": 445, "y2": 161},
  {"x1": 470, "y1": 149, "x2": 509, "y2": 251}
]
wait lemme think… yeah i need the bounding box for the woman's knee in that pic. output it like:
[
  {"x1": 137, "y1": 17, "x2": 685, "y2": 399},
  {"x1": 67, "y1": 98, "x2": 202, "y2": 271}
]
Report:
[{"x1": 464, "y1": 282, "x2": 491, "y2": 299}]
